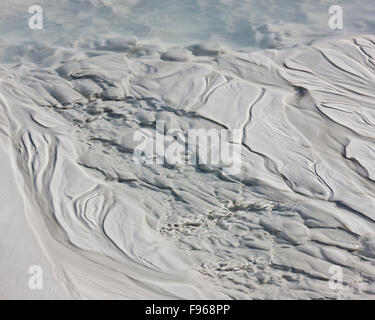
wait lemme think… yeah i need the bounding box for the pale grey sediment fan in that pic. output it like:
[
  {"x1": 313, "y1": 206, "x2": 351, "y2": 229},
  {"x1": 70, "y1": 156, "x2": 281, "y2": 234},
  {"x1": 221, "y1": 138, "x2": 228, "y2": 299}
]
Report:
[{"x1": 0, "y1": 35, "x2": 375, "y2": 299}]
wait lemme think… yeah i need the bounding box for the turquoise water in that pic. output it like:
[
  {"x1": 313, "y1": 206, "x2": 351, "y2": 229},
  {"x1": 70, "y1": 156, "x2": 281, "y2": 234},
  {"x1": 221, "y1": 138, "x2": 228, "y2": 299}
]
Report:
[{"x1": 1, "y1": 0, "x2": 375, "y2": 50}]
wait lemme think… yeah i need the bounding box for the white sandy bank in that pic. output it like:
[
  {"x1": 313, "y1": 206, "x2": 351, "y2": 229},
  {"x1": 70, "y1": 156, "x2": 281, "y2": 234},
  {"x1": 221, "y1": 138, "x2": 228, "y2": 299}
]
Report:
[{"x1": 1, "y1": 35, "x2": 375, "y2": 299}]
